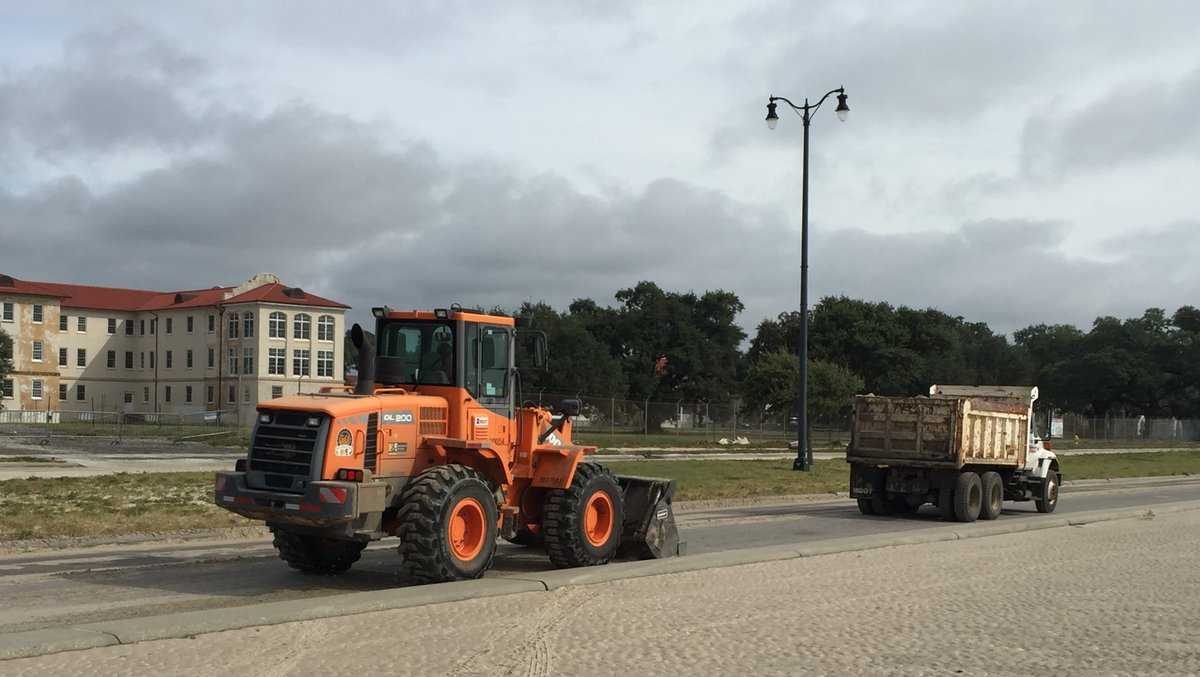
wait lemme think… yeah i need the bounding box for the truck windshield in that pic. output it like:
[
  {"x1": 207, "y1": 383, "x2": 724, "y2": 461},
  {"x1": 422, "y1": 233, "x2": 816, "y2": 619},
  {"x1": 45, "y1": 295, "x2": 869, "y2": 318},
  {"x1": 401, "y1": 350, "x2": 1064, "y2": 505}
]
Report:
[{"x1": 377, "y1": 321, "x2": 454, "y2": 385}]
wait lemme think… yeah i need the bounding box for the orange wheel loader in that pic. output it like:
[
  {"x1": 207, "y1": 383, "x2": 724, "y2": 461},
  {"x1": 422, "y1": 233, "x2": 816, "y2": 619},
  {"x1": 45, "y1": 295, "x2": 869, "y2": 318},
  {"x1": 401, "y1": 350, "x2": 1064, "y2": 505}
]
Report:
[{"x1": 214, "y1": 306, "x2": 680, "y2": 583}]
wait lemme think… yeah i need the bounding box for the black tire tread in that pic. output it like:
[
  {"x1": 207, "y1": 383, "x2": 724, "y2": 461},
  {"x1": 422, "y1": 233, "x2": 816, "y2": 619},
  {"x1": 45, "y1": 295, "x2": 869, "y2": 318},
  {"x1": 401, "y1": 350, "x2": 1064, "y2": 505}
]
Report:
[
  {"x1": 272, "y1": 529, "x2": 366, "y2": 574},
  {"x1": 979, "y1": 471, "x2": 1003, "y2": 520},
  {"x1": 543, "y1": 462, "x2": 623, "y2": 568},
  {"x1": 856, "y1": 497, "x2": 876, "y2": 515},
  {"x1": 396, "y1": 464, "x2": 496, "y2": 584},
  {"x1": 953, "y1": 471, "x2": 982, "y2": 523},
  {"x1": 1035, "y1": 470, "x2": 1059, "y2": 513}
]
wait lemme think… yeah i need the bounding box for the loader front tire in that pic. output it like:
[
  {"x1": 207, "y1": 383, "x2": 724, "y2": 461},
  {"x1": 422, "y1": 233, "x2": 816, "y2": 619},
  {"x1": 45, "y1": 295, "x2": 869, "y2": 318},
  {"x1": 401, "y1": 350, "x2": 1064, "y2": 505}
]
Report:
[
  {"x1": 544, "y1": 462, "x2": 624, "y2": 568},
  {"x1": 271, "y1": 529, "x2": 366, "y2": 574},
  {"x1": 396, "y1": 464, "x2": 498, "y2": 584}
]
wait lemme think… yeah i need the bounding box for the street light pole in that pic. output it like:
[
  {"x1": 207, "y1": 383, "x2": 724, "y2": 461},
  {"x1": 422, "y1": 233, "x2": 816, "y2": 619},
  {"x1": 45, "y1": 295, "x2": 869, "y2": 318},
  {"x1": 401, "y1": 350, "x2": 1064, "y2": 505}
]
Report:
[{"x1": 765, "y1": 87, "x2": 849, "y2": 472}]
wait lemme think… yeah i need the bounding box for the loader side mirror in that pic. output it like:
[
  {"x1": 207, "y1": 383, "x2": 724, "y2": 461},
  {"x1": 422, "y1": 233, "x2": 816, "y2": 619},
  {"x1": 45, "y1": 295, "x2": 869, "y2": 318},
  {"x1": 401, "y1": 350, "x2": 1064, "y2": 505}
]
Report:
[
  {"x1": 559, "y1": 398, "x2": 582, "y2": 417},
  {"x1": 515, "y1": 330, "x2": 548, "y2": 370}
]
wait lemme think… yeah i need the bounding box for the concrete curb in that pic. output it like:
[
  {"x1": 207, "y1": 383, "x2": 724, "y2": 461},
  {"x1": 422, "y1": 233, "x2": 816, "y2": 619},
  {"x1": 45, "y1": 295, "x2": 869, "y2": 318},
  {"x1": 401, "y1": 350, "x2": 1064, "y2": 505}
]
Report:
[{"x1": 4, "y1": 499, "x2": 1199, "y2": 662}]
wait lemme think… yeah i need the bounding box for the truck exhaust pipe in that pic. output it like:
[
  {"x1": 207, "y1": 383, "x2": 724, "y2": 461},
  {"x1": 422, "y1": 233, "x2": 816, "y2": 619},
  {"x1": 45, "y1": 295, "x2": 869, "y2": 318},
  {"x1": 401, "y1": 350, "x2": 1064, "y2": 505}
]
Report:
[{"x1": 351, "y1": 323, "x2": 375, "y2": 395}]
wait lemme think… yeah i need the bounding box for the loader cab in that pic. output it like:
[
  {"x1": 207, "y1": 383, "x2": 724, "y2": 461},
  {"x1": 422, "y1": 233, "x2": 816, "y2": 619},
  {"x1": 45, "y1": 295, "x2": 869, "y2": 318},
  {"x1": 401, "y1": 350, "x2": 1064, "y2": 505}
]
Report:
[{"x1": 373, "y1": 307, "x2": 518, "y2": 419}]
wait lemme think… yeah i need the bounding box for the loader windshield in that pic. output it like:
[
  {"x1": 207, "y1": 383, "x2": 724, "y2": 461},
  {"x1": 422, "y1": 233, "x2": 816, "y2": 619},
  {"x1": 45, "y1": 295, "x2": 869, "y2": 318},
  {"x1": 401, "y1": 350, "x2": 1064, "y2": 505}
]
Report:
[{"x1": 377, "y1": 321, "x2": 454, "y2": 385}]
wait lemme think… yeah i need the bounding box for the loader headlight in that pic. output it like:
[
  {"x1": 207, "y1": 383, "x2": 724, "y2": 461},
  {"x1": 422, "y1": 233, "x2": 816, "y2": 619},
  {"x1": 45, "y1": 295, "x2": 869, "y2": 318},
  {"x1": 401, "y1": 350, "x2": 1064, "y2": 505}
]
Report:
[
  {"x1": 306, "y1": 416, "x2": 321, "y2": 427},
  {"x1": 258, "y1": 413, "x2": 271, "y2": 424}
]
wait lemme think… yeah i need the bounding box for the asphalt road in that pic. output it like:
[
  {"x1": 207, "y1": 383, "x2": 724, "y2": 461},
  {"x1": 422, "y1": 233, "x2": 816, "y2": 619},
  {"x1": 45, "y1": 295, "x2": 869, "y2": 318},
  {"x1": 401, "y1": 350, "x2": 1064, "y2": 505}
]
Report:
[{"x1": 0, "y1": 477, "x2": 1195, "y2": 637}]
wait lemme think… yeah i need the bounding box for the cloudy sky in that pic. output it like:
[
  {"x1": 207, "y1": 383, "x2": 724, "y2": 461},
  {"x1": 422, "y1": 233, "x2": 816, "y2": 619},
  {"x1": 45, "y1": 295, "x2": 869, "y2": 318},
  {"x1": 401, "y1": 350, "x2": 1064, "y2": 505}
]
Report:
[{"x1": 2, "y1": 1, "x2": 1199, "y2": 336}]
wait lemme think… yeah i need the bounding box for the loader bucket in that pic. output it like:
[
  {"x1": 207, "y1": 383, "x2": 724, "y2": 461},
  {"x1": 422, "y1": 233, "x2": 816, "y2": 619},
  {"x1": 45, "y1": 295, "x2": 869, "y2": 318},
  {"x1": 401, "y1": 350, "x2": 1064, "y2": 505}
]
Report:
[{"x1": 615, "y1": 475, "x2": 684, "y2": 559}]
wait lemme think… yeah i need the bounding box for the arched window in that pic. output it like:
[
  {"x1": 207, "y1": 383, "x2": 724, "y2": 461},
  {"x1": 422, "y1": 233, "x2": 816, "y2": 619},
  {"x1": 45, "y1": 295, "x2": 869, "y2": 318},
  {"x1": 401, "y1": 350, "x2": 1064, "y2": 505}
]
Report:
[
  {"x1": 293, "y1": 313, "x2": 311, "y2": 340},
  {"x1": 269, "y1": 312, "x2": 286, "y2": 338},
  {"x1": 242, "y1": 312, "x2": 254, "y2": 338},
  {"x1": 317, "y1": 315, "x2": 335, "y2": 342},
  {"x1": 227, "y1": 313, "x2": 239, "y2": 339}
]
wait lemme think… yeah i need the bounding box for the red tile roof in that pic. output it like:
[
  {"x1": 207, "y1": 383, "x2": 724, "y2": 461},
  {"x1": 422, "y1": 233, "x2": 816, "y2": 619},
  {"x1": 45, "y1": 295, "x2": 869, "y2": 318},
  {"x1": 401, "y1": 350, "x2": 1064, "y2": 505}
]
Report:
[{"x1": 0, "y1": 274, "x2": 349, "y2": 312}]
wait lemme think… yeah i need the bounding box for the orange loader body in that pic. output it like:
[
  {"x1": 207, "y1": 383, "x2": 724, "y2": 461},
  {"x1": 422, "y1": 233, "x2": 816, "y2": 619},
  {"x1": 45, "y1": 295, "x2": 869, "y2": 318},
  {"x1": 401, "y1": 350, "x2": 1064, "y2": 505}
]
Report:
[{"x1": 215, "y1": 307, "x2": 679, "y2": 583}]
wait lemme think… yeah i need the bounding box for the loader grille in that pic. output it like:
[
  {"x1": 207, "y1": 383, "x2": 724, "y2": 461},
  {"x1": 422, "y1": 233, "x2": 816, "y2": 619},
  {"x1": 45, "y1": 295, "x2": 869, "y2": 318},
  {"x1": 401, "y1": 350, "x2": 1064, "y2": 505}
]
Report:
[
  {"x1": 364, "y1": 412, "x2": 379, "y2": 473},
  {"x1": 248, "y1": 414, "x2": 324, "y2": 485}
]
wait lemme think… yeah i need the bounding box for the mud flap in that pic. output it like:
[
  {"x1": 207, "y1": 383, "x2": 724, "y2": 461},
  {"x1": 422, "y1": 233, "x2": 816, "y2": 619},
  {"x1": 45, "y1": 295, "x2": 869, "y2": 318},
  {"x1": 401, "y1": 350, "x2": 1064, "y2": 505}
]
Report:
[{"x1": 615, "y1": 475, "x2": 684, "y2": 559}]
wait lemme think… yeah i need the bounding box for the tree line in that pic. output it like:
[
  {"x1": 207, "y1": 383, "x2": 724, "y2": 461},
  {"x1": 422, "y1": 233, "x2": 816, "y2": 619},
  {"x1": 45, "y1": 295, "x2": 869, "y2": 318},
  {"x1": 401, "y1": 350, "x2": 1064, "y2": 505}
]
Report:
[{"x1": 512, "y1": 284, "x2": 1200, "y2": 422}]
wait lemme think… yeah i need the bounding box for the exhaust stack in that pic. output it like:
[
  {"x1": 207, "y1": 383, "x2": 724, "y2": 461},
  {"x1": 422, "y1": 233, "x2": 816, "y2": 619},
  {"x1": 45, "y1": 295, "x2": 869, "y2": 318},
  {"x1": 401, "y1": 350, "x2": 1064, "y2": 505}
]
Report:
[{"x1": 351, "y1": 323, "x2": 376, "y2": 395}]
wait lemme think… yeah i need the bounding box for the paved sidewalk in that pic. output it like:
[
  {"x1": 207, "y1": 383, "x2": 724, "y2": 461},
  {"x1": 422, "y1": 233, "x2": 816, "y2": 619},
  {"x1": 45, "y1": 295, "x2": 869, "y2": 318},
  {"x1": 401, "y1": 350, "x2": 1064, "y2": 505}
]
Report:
[{"x1": 5, "y1": 505, "x2": 1198, "y2": 675}]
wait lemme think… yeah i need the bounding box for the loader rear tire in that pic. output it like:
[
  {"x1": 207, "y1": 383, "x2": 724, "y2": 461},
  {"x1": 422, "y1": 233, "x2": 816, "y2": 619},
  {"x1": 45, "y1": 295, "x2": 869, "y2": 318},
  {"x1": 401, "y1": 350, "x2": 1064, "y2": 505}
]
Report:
[
  {"x1": 953, "y1": 472, "x2": 982, "y2": 523},
  {"x1": 979, "y1": 471, "x2": 1003, "y2": 520},
  {"x1": 271, "y1": 529, "x2": 366, "y2": 574},
  {"x1": 396, "y1": 464, "x2": 498, "y2": 584},
  {"x1": 544, "y1": 462, "x2": 624, "y2": 568}
]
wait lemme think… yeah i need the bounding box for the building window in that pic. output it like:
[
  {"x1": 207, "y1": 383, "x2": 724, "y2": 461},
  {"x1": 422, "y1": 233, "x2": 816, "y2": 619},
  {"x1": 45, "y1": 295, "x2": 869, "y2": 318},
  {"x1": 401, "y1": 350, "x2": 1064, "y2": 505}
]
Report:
[
  {"x1": 207, "y1": 347, "x2": 214, "y2": 369},
  {"x1": 60, "y1": 314, "x2": 68, "y2": 331},
  {"x1": 243, "y1": 347, "x2": 254, "y2": 374},
  {"x1": 150, "y1": 352, "x2": 155, "y2": 369},
  {"x1": 317, "y1": 350, "x2": 333, "y2": 377},
  {"x1": 185, "y1": 385, "x2": 193, "y2": 403},
  {"x1": 166, "y1": 350, "x2": 173, "y2": 369},
  {"x1": 125, "y1": 351, "x2": 133, "y2": 369},
  {"x1": 208, "y1": 314, "x2": 215, "y2": 333},
  {"x1": 293, "y1": 349, "x2": 310, "y2": 376},
  {"x1": 293, "y1": 313, "x2": 311, "y2": 340},
  {"x1": 140, "y1": 352, "x2": 145, "y2": 369},
  {"x1": 268, "y1": 347, "x2": 285, "y2": 375},
  {"x1": 243, "y1": 386, "x2": 250, "y2": 402},
  {"x1": 228, "y1": 384, "x2": 236, "y2": 403},
  {"x1": 271, "y1": 386, "x2": 283, "y2": 399},
  {"x1": 1, "y1": 379, "x2": 12, "y2": 399},
  {"x1": 187, "y1": 316, "x2": 194, "y2": 333},
  {"x1": 77, "y1": 348, "x2": 86, "y2": 367},
  {"x1": 32, "y1": 340, "x2": 43, "y2": 362},
  {"x1": 228, "y1": 348, "x2": 238, "y2": 375},
  {"x1": 269, "y1": 312, "x2": 286, "y2": 338},
  {"x1": 1, "y1": 302, "x2": 12, "y2": 321},
  {"x1": 106, "y1": 350, "x2": 116, "y2": 369},
  {"x1": 31, "y1": 379, "x2": 43, "y2": 399},
  {"x1": 124, "y1": 392, "x2": 133, "y2": 404},
  {"x1": 207, "y1": 385, "x2": 214, "y2": 404},
  {"x1": 317, "y1": 315, "x2": 335, "y2": 342},
  {"x1": 58, "y1": 348, "x2": 67, "y2": 367},
  {"x1": 164, "y1": 386, "x2": 172, "y2": 403},
  {"x1": 243, "y1": 312, "x2": 254, "y2": 338},
  {"x1": 186, "y1": 349, "x2": 194, "y2": 369},
  {"x1": 32, "y1": 304, "x2": 43, "y2": 323},
  {"x1": 107, "y1": 318, "x2": 116, "y2": 334},
  {"x1": 76, "y1": 384, "x2": 85, "y2": 401},
  {"x1": 125, "y1": 319, "x2": 134, "y2": 336},
  {"x1": 140, "y1": 319, "x2": 145, "y2": 335},
  {"x1": 166, "y1": 317, "x2": 173, "y2": 334},
  {"x1": 150, "y1": 318, "x2": 156, "y2": 335},
  {"x1": 77, "y1": 316, "x2": 86, "y2": 332},
  {"x1": 228, "y1": 313, "x2": 239, "y2": 339},
  {"x1": 59, "y1": 383, "x2": 67, "y2": 400},
  {"x1": 143, "y1": 386, "x2": 150, "y2": 403}
]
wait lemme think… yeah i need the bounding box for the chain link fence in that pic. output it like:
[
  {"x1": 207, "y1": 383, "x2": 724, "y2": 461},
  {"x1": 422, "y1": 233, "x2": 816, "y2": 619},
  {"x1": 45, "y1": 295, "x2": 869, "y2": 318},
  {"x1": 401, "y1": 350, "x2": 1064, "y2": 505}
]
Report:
[
  {"x1": 0, "y1": 409, "x2": 241, "y2": 446},
  {"x1": 1036, "y1": 413, "x2": 1200, "y2": 441}
]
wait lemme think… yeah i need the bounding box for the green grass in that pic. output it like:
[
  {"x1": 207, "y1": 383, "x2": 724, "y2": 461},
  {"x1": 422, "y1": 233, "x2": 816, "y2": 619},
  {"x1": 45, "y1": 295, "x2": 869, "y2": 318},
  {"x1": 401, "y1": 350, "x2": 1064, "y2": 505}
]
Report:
[
  {"x1": 2, "y1": 450, "x2": 1197, "y2": 543},
  {"x1": 3, "y1": 421, "x2": 250, "y2": 448},
  {"x1": 1050, "y1": 439, "x2": 1200, "y2": 450},
  {"x1": 575, "y1": 431, "x2": 847, "y2": 450}
]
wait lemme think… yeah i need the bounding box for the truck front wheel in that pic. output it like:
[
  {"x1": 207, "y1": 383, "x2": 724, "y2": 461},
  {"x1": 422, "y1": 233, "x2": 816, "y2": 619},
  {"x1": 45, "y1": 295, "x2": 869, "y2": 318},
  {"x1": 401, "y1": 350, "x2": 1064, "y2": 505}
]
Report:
[
  {"x1": 953, "y1": 472, "x2": 982, "y2": 523},
  {"x1": 1035, "y1": 470, "x2": 1059, "y2": 513}
]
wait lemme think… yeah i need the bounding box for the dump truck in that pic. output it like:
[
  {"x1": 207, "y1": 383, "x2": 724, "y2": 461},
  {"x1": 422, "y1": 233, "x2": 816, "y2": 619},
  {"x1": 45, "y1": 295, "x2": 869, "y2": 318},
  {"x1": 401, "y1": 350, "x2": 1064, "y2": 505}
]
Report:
[
  {"x1": 847, "y1": 385, "x2": 1060, "y2": 522},
  {"x1": 214, "y1": 306, "x2": 679, "y2": 583}
]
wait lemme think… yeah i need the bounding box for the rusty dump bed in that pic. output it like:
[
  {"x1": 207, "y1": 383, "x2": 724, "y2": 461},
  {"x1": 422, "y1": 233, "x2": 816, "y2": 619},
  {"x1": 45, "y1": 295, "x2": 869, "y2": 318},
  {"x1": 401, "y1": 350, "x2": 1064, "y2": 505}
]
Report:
[{"x1": 846, "y1": 385, "x2": 1036, "y2": 470}]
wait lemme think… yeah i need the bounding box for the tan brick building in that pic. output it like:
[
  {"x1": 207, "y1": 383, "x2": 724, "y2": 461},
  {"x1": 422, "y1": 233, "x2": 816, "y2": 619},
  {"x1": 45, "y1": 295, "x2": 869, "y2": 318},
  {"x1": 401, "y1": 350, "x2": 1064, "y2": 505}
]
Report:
[{"x1": 0, "y1": 273, "x2": 348, "y2": 423}]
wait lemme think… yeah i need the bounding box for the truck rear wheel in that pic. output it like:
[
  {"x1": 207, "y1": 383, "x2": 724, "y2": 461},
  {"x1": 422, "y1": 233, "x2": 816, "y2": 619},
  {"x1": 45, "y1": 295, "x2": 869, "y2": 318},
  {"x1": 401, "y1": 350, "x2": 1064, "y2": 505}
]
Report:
[
  {"x1": 544, "y1": 462, "x2": 624, "y2": 568},
  {"x1": 1035, "y1": 470, "x2": 1059, "y2": 513},
  {"x1": 272, "y1": 529, "x2": 366, "y2": 574},
  {"x1": 856, "y1": 498, "x2": 876, "y2": 515},
  {"x1": 979, "y1": 471, "x2": 1003, "y2": 520},
  {"x1": 396, "y1": 464, "x2": 498, "y2": 584},
  {"x1": 953, "y1": 472, "x2": 982, "y2": 523}
]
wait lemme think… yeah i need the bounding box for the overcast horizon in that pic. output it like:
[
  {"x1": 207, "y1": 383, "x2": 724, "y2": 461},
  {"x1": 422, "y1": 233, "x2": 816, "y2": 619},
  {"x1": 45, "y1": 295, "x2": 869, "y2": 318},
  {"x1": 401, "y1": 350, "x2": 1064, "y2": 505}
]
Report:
[{"x1": 3, "y1": 2, "x2": 1199, "y2": 337}]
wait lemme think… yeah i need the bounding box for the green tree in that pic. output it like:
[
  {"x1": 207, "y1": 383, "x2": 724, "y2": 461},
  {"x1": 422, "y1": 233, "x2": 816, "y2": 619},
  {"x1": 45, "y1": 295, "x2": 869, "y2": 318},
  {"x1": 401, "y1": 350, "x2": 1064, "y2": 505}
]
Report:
[{"x1": 742, "y1": 351, "x2": 864, "y2": 423}]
